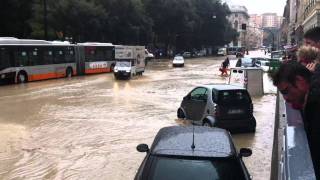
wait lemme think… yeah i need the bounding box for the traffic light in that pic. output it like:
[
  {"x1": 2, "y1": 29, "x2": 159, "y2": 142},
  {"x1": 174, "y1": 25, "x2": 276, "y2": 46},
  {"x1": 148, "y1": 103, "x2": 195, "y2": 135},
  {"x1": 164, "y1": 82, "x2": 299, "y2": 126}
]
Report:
[{"x1": 241, "y1": 24, "x2": 247, "y2": 30}]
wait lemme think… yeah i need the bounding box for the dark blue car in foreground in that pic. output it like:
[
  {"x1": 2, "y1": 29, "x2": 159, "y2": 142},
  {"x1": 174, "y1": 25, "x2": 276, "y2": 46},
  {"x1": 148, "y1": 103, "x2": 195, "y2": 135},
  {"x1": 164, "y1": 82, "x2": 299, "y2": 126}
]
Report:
[{"x1": 135, "y1": 126, "x2": 252, "y2": 180}]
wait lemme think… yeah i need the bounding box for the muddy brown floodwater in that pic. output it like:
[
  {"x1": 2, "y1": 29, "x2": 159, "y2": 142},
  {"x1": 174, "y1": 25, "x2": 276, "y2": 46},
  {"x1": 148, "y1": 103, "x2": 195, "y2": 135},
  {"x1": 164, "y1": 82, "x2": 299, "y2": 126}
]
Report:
[{"x1": 0, "y1": 54, "x2": 276, "y2": 180}]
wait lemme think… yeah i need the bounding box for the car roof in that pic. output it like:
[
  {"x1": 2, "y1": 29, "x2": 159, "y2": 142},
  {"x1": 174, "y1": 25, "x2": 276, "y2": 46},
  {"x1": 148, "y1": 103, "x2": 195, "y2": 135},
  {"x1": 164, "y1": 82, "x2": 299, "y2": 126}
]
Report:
[
  {"x1": 151, "y1": 126, "x2": 236, "y2": 158},
  {"x1": 199, "y1": 84, "x2": 246, "y2": 91}
]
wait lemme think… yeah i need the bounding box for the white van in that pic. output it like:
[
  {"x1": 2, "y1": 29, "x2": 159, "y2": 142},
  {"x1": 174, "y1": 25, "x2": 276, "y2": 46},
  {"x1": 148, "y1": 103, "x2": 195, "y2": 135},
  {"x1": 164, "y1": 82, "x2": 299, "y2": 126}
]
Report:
[{"x1": 114, "y1": 45, "x2": 145, "y2": 79}]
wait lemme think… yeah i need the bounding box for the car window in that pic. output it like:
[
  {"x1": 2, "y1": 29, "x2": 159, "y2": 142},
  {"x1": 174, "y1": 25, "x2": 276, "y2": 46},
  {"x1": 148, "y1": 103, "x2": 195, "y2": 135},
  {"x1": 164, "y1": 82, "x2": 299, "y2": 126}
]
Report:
[
  {"x1": 212, "y1": 89, "x2": 218, "y2": 102},
  {"x1": 241, "y1": 58, "x2": 252, "y2": 64},
  {"x1": 218, "y1": 90, "x2": 251, "y2": 105},
  {"x1": 190, "y1": 87, "x2": 208, "y2": 100},
  {"x1": 148, "y1": 156, "x2": 247, "y2": 180}
]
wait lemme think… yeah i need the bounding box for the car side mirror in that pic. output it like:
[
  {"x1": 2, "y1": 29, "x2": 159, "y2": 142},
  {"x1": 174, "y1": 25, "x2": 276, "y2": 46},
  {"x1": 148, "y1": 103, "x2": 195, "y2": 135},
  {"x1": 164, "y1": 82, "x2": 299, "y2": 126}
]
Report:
[
  {"x1": 137, "y1": 144, "x2": 149, "y2": 153},
  {"x1": 239, "y1": 148, "x2": 252, "y2": 158}
]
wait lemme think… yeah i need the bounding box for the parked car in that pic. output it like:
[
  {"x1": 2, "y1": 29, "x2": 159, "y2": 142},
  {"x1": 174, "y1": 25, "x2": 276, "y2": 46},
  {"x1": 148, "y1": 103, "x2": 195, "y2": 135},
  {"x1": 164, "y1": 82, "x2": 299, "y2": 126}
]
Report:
[
  {"x1": 217, "y1": 48, "x2": 227, "y2": 56},
  {"x1": 177, "y1": 84, "x2": 256, "y2": 132},
  {"x1": 172, "y1": 56, "x2": 184, "y2": 67},
  {"x1": 135, "y1": 126, "x2": 252, "y2": 180},
  {"x1": 182, "y1": 52, "x2": 192, "y2": 58},
  {"x1": 271, "y1": 50, "x2": 284, "y2": 61},
  {"x1": 196, "y1": 51, "x2": 206, "y2": 57},
  {"x1": 237, "y1": 57, "x2": 262, "y2": 68},
  {"x1": 250, "y1": 57, "x2": 271, "y2": 71},
  {"x1": 236, "y1": 51, "x2": 244, "y2": 58},
  {"x1": 145, "y1": 49, "x2": 154, "y2": 60}
]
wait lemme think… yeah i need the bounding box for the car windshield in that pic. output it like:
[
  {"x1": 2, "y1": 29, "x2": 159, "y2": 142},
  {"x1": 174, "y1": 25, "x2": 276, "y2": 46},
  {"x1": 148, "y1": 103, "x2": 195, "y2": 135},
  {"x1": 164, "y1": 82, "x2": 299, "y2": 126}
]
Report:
[
  {"x1": 217, "y1": 90, "x2": 251, "y2": 105},
  {"x1": 148, "y1": 156, "x2": 247, "y2": 180},
  {"x1": 115, "y1": 60, "x2": 131, "y2": 67},
  {"x1": 174, "y1": 56, "x2": 183, "y2": 60},
  {"x1": 241, "y1": 58, "x2": 252, "y2": 64},
  {"x1": 271, "y1": 52, "x2": 283, "y2": 58}
]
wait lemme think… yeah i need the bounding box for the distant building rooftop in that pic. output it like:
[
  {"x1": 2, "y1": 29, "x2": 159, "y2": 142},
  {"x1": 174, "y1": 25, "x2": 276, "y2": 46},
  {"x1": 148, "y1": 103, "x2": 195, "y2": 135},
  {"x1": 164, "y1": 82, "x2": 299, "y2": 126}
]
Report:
[{"x1": 229, "y1": 5, "x2": 249, "y2": 18}]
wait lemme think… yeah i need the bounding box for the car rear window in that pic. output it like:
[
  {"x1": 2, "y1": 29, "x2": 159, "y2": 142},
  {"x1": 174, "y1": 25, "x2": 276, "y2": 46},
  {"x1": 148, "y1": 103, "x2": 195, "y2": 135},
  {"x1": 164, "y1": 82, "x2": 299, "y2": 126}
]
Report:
[
  {"x1": 148, "y1": 156, "x2": 246, "y2": 180},
  {"x1": 217, "y1": 90, "x2": 251, "y2": 105}
]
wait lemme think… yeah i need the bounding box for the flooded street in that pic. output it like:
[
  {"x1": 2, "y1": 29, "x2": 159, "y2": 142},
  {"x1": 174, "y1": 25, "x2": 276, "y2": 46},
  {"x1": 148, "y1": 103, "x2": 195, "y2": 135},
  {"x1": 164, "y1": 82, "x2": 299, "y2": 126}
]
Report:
[{"x1": 0, "y1": 55, "x2": 276, "y2": 180}]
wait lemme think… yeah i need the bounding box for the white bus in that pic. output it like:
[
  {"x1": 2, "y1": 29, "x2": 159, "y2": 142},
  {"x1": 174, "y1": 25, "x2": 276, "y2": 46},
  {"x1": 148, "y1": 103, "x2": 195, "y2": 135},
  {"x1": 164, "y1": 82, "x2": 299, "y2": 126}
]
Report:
[
  {"x1": 0, "y1": 38, "x2": 116, "y2": 83},
  {"x1": 0, "y1": 37, "x2": 76, "y2": 83}
]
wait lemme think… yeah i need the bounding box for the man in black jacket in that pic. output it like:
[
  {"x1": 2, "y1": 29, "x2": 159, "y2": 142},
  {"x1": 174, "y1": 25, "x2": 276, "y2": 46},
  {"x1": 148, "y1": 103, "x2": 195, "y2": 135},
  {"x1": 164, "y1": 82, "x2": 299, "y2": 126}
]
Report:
[{"x1": 272, "y1": 61, "x2": 320, "y2": 179}]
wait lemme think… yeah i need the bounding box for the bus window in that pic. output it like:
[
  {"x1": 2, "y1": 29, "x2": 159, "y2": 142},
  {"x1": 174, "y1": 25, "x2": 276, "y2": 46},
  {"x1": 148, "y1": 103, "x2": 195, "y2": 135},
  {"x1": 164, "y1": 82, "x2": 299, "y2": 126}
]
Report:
[
  {"x1": 106, "y1": 49, "x2": 113, "y2": 60},
  {"x1": 29, "y1": 47, "x2": 41, "y2": 65},
  {"x1": 85, "y1": 46, "x2": 95, "y2": 62},
  {"x1": 43, "y1": 47, "x2": 54, "y2": 64},
  {"x1": 15, "y1": 48, "x2": 29, "y2": 67},
  {"x1": 54, "y1": 47, "x2": 65, "y2": 64},
  {"x1": 0, "y1": 47, "x2": 10, "y2": 70},
  {"x1": 95, "y1": 47, "x2": 105, "y2": 61},
  {"x1": 65, "y1": 46, "x2": 75, "y2": 63}
]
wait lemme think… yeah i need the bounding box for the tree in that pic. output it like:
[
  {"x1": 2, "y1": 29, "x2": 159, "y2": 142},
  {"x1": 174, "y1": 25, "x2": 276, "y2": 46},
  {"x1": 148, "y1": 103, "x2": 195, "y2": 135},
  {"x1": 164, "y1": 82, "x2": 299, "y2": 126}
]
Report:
[
  {"x1": 97, "y1": 0, "x2": 153, "y2": 44},
  {"x1": 0, "y1": 0, "x2": 33, "y2": 38}
]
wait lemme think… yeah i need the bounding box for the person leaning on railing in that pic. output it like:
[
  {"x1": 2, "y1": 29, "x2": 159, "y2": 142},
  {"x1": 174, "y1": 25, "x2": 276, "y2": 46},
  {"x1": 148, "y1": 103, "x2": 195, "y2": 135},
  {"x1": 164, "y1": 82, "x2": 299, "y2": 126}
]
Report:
[{"x1": 271, "y1": 61, "x2": 320, "y2": 179}]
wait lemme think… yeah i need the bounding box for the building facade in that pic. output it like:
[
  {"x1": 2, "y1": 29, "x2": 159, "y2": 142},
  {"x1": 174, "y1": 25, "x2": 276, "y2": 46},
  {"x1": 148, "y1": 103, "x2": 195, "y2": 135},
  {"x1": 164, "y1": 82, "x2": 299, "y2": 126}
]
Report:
[
  {"x1": 302, "y1": 0, "x2": 320, "y2": 31},
  {"x1": 227, "y1": 5, "x2": 250, "y2": 47},
  {"x1": 262, "y1": 13, "x2": 283, "y2": 28}
]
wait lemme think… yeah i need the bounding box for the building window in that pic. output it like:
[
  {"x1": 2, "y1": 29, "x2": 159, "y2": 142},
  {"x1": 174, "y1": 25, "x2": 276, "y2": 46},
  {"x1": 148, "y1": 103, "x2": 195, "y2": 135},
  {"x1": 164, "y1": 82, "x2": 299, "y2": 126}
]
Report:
[{"x1": 234, "y1": 20, "x2": 239, "y2": 30}]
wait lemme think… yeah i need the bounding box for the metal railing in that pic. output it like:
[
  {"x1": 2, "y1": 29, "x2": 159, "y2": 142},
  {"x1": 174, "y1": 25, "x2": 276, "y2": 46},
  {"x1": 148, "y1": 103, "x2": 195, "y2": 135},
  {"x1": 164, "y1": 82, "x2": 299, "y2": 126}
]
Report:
[{"x1": 271, "y1": 92, "x2": 316, "y2": 180}]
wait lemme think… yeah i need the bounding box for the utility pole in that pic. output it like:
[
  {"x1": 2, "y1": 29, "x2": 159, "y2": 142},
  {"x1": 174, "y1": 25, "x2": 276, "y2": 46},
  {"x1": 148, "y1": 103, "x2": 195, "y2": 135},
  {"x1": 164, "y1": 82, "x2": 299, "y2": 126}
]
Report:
[{"x1": 43, "y1": 0, "x2": 48, "y2": 40}]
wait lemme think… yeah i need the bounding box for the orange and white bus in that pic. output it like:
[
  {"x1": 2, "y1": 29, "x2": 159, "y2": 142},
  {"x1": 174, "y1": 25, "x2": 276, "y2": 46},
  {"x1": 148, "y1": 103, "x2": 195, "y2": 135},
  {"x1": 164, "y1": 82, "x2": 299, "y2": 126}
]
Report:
[
  {"x1": 0, "y1": 38, "x2": 116, "y2": 84},
  {"x1": 76, "y1": 42, "x2": 115, "y2": 75},
  {"x1": 0, "y1": 37, "x2": 77, "y2": 83}
]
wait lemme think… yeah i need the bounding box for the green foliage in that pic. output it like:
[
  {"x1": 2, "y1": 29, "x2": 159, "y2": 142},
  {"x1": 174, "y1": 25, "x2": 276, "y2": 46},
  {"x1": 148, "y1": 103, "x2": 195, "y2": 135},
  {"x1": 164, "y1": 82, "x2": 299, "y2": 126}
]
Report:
[
  {"x1": 0, "y1": 0, "x2": 33, "y2": 38},
  {"x1": 2, "y1": 0, "x2": 236, "y2": 52}
]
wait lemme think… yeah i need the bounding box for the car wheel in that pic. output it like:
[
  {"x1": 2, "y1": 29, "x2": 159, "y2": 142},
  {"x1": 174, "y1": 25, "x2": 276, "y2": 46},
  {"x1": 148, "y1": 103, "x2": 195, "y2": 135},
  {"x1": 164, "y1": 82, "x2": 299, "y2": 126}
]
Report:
[
  {"x1": 177, "y1": 109, "x2": 185, "y2": 119},
  {"x1": 203, "y1": 121, "x2": 212, "y2": 127}
]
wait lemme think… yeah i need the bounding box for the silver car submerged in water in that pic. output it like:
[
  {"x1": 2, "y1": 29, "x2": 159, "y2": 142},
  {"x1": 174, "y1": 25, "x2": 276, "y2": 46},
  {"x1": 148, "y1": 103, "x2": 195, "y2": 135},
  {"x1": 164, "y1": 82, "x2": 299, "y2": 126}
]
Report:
[{"x1": 177, "y1": 84, "x2": 256, "y2": 133}]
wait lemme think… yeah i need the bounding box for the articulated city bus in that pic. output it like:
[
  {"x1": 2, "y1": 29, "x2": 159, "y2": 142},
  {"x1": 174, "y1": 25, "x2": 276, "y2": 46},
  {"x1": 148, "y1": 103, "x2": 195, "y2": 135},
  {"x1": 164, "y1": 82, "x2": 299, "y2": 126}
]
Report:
[
  {"x1": 0, "y1": 37, "x2": 77, "y2": 83},
  {"x1": 0, "y1": 38, "x2": 116, "y2": 83}
]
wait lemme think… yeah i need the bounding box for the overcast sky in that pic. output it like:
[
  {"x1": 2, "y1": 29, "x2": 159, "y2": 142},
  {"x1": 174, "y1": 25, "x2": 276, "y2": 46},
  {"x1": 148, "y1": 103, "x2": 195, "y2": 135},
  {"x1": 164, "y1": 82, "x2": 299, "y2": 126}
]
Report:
[{"x1": 223, "y1": 0, "x2": 287, "y2": 16}]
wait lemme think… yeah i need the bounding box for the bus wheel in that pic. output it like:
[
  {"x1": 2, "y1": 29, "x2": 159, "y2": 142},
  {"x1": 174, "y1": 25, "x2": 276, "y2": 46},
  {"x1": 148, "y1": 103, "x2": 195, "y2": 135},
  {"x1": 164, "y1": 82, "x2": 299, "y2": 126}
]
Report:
[
  {"x1": 66, "y1": 68, "x2": 73, "y2": 78},
  {"x1": 17, "y1": 72, "x2": 28, "y2": 83}
]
